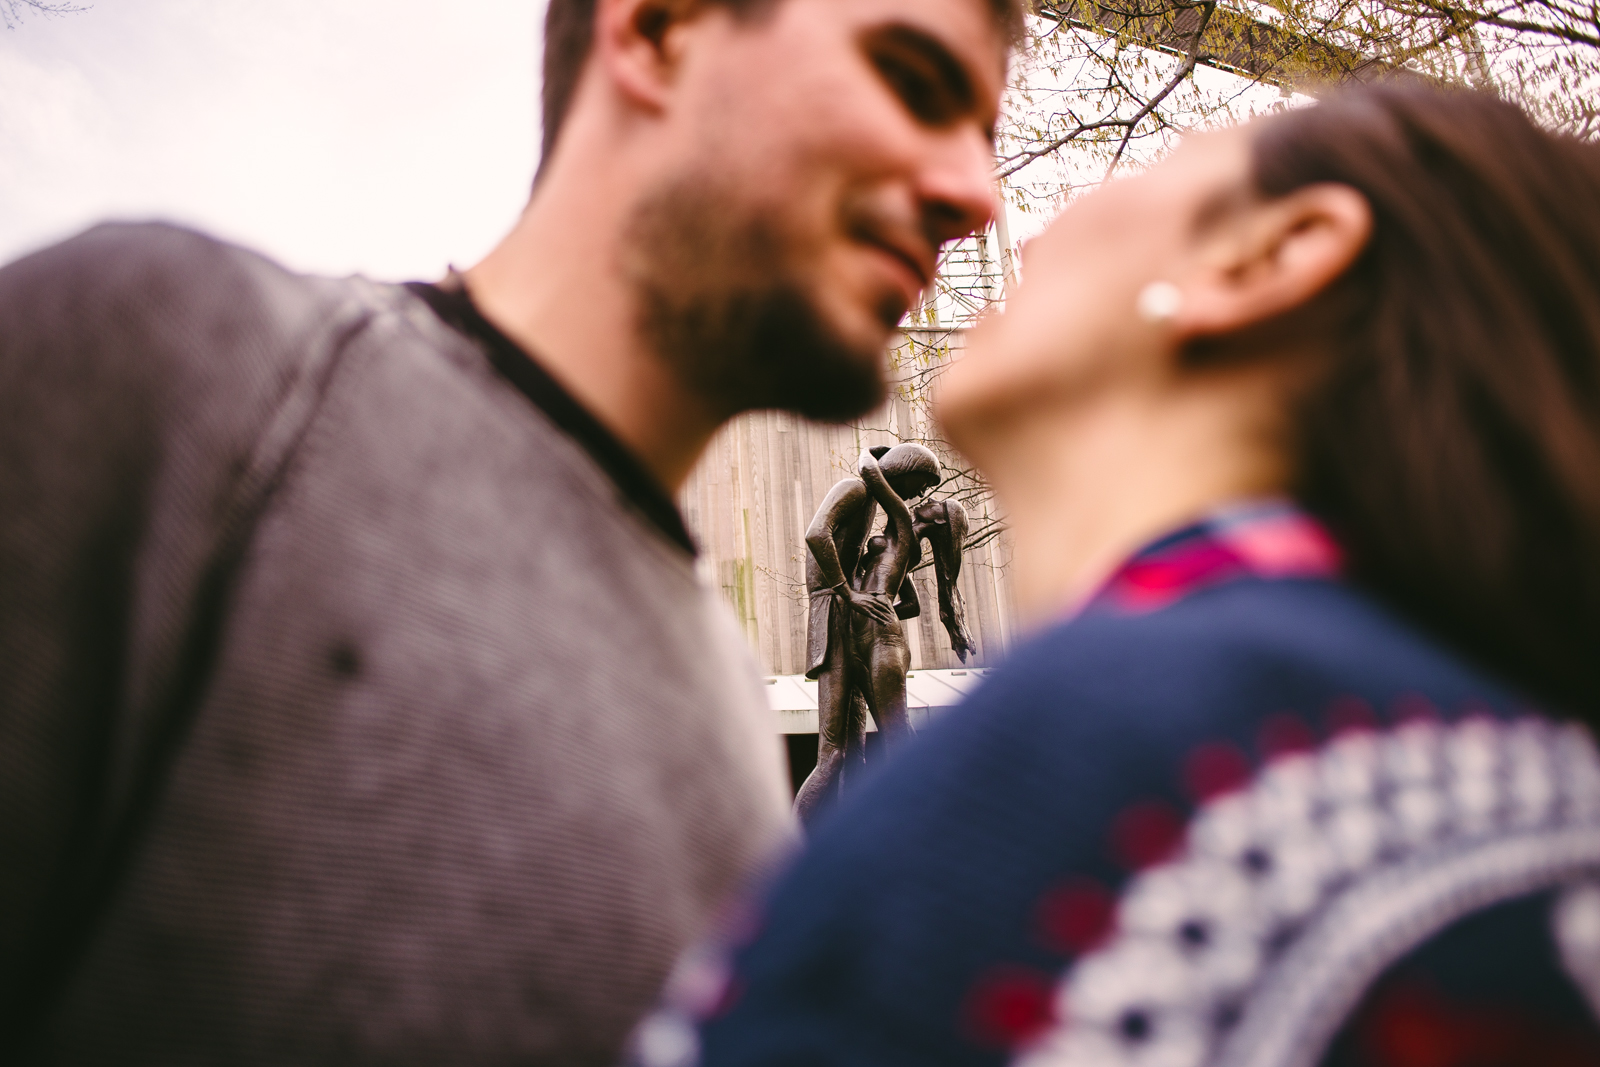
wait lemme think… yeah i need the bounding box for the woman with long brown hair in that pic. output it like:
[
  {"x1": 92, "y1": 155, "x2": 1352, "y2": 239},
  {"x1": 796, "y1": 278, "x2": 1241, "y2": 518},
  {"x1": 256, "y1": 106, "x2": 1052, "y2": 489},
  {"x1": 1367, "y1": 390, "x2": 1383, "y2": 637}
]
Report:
[{"x1": 655, "y1": 82, "x2": 1600, "y2": 1067}]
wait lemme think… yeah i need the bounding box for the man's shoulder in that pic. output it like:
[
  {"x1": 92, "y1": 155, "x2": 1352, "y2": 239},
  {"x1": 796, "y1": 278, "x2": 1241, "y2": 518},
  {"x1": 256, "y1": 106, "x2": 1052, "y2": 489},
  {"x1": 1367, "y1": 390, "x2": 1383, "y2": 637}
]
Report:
[
  {"x1": 1, "y1": 221, "x2": 367, "y2": 428},
  {"x1": 3, "y1": 220, "x2": 354, "y2": 347},
  {"x1": 28, "y1": 218, "x2": 250, "y2": 263},
  {"x1": 18, "y1": 217, "x2": 347, "y2": 315},
  {"x1": 0, "y1": 221, "x2": 380, "y2": 580},
  {"x1": 9, "y1": 220, "x2": 305, "y2": 301}
]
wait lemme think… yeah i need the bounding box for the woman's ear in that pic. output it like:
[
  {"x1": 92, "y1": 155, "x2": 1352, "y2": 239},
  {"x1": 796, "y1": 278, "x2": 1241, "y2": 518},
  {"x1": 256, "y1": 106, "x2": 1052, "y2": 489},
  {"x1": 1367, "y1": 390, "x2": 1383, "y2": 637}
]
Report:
[
  {"x1": 1173, "y1": 183, "x2": 1372, "y2": 340},
  {"x1": 593, "y1": 0, "x2": 694, "y2": 113}
]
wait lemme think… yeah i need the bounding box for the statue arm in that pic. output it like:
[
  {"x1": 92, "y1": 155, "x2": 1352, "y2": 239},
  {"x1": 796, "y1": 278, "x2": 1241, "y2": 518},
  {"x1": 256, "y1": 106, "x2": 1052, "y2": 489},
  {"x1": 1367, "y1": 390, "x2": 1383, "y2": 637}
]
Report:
[
  {"x1": 857, "y1": 450, "x2": 916, "y2": 593},
  {"x1": 806, "y1": 476, "x2": 897, "y2": 625},
  {"x1": 804, "y1": 479, "x2": 867, "y2": 592},
  {"x1": 894, "y1": 575, "x2": 921, "y2": 620},
  {"x1": 928, "y1": 501, "x2": 974, "y2": 660}
]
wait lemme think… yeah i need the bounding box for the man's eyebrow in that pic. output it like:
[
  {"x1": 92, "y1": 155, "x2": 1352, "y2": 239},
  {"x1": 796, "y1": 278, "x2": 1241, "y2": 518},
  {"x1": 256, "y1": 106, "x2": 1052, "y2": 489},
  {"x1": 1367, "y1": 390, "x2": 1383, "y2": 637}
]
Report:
[{"x1": 873, "y1": 21, "x2": 978, "y2": 115}]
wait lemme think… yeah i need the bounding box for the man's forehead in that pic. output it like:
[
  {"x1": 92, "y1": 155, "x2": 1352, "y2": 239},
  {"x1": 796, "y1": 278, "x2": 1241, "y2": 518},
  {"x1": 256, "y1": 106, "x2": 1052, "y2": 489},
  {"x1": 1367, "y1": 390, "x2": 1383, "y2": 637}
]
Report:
[{"x1": 795, "y1": 0, "x2": 1009, "y2": 97}]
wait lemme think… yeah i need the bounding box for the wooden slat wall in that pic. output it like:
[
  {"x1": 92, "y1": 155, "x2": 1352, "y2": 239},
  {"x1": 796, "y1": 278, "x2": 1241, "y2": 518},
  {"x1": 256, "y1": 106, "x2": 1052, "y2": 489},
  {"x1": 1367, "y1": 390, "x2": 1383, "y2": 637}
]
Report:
[{"x1": 679, "y1": 329, "x2": 1017, "y2": 676}]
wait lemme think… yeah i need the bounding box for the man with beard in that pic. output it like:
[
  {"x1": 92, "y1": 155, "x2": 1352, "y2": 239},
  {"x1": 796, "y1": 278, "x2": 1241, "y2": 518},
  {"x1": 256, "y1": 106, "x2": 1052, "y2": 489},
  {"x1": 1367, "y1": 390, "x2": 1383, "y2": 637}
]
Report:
[{"x1": 0, "y1": 0, "x2": 1018, "y2": 1063}]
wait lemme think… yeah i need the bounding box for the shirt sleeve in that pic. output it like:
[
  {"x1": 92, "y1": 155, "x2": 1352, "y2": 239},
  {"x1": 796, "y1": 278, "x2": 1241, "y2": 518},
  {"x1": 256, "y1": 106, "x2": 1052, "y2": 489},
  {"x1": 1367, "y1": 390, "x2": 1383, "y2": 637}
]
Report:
[{"x1": 0, "y1": 222, "x2": 352, "y2": 1020}]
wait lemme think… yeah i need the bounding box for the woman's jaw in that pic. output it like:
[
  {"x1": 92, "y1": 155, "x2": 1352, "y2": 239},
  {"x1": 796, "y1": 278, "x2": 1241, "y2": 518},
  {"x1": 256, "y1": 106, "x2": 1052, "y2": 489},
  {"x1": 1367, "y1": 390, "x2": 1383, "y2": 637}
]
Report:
[
  {"x1": 949, "y1": 368, "x2": 1294, "y2": 628},
  {"x1": 934, "y1": 118, "x2": 1368, "y2": 628}
]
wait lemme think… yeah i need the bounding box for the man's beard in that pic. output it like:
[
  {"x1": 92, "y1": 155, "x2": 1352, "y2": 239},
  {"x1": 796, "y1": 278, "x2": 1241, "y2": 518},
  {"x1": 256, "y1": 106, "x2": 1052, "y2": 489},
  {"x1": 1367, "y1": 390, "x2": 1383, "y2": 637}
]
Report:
[{"x1": 622, "y1": 175, "x2": 899, "y2": 423}]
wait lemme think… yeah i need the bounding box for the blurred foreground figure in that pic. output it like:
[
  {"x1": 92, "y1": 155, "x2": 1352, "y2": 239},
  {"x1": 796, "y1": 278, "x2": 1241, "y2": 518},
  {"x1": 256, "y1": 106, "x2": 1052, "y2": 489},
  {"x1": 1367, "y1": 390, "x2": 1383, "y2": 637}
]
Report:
[
  {"x1": 0, "y1": 0, "x2": 1021, "y2": 1062},
  {"x1": 670, "y1": 84, "x2": 1600, "y2": 1067}
]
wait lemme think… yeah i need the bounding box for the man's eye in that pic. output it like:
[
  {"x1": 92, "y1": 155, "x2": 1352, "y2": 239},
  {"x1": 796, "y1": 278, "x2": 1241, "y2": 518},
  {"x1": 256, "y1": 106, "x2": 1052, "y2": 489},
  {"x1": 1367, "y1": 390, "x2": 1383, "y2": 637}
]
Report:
[
  {"x1": 859, "y1": 24, "x2": 981, "y2": 134},
  {"x1": 871, "y1": 48, "x2": 959, "y2": 127},
  {"x1": 876, "y1": 53, "x2": 947, "y2": 125}
]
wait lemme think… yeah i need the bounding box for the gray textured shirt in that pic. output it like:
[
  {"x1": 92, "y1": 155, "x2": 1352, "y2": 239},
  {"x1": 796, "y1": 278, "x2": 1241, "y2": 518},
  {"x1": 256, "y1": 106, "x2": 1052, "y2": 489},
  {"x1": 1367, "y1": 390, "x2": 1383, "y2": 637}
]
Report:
[{"x1": 0, "y1": 222, "x2": 794, "y2": 1065}]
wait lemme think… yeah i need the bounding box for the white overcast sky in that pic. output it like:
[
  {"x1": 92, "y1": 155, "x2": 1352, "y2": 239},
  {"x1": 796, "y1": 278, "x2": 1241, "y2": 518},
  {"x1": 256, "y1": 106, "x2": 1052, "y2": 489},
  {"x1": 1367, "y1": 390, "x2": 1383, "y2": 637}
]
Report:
[{"x1": 0, "y1": 0, "x2": 544, "y2": 281}]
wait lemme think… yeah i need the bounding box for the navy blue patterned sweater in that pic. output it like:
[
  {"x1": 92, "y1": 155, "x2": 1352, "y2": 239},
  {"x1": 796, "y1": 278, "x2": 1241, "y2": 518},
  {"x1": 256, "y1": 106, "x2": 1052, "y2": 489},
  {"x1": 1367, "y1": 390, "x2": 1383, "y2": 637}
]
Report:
[{"x1": 660, "y1": 503, "x2": 1600, "y2": 1067}]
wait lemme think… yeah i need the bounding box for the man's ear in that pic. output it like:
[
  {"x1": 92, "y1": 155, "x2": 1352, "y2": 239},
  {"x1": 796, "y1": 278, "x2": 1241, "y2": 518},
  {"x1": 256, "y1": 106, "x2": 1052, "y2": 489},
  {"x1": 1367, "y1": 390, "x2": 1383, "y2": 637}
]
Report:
[
  {"x1": 592, "y1": 0, "x2": 696, "y2": 112},
  {"x1": 1173, "y1": 184, "x2": 1372, "y2": 340}
]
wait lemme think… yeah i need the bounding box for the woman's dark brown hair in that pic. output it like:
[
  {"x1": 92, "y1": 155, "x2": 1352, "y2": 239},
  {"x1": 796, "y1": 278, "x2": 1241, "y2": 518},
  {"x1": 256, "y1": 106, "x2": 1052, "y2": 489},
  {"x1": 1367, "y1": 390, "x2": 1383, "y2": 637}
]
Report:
[{"x1": 1251, "y1": 82, "x2": 1600, "y2": 722}]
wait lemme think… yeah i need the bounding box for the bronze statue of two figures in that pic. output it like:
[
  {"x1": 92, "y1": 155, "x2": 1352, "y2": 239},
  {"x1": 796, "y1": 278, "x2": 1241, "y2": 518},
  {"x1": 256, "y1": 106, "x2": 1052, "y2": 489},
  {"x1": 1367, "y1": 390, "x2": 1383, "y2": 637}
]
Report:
[{"x1": 794, "y1": 444, "x2": 974, "y2": 823}]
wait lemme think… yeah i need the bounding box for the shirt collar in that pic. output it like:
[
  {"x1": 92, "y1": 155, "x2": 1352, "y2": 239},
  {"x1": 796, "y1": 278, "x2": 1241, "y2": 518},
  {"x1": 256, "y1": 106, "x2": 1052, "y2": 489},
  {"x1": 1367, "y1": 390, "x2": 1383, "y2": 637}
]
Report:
[
  {"x1": 1085, "y1": 498, "x2": 1343, "y2": 616},
  {"x1": 404, "y1": 275, "x2": 697, "y2": 557}
]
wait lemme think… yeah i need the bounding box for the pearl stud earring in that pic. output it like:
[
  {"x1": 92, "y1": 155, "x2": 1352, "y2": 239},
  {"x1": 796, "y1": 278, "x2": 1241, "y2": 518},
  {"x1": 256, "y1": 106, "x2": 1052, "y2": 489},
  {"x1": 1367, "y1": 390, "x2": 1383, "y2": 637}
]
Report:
[{"x1": 1136, "y1": 281, "x2": 1183, "y2": 324}]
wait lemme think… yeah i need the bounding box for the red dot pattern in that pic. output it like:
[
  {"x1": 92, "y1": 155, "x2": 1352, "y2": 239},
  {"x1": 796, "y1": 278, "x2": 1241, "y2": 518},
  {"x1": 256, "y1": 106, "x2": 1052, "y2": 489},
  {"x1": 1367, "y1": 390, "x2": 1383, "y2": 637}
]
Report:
[
  {"x1": 1183, "y1": 742, "x2": 1253, "y2": 802},
  {"x1": 968, "y1": 694, "x2": 1532, "y2": 1054},
  {"x1": 1390, "y1": 693, "x2": 1440, "y2": 724},
  {"x1": 1354, "y1": 977, "x2": 1600, "y2": 1067},
  {"x1": 1259, "y1": 712, "x2": 1317, "y2": 759},
  {"x1": 1035, "y1": 878, "x2": 1114, "y2": 956},
  {"x1": 1328, "y1": 695, "x2": 1380, "y2": 735},
  {"x1": 1109, "y1": 800, "x2": 1185, "y2": 870},
  {"x1": 961, "y1": 965, "x2": 1057, "y2": 1048}
]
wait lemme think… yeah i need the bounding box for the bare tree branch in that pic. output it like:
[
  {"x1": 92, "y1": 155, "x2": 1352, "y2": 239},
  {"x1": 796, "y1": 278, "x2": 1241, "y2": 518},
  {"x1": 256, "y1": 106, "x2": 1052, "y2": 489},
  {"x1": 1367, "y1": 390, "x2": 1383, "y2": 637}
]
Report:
[{"x1": 2, "y1": 0, "x2": 87, "y2": 30}]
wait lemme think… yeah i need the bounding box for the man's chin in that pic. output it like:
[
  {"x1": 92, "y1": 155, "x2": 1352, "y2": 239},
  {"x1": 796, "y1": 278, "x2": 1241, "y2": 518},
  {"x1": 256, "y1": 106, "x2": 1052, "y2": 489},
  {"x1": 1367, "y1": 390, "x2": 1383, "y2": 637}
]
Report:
[
  {"x1": 760, "y1": 310, "x2": 889, "y2": 422},
  {"x1": 779, "y1": 350, "x2": 888, "y2": 422},
  {"x1": 732, "y1": 286, "x2": 892, "y2": 423},
  {"x1": 760, "y1": 297, "x2": 901, "y2": 423},
  {"x1": 625, "y1": 174, "x2": 897, "y2": 424}
]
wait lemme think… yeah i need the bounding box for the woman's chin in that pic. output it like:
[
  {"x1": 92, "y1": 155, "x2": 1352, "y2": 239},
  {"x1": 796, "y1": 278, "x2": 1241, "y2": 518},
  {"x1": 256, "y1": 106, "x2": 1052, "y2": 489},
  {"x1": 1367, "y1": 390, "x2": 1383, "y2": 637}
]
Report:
[
  {"x1": 930, "y1": 373, "x2": 979, "y2": 455},
  {"x1": 933, "y1": 377, "x2": 1014, "y2": 469}
]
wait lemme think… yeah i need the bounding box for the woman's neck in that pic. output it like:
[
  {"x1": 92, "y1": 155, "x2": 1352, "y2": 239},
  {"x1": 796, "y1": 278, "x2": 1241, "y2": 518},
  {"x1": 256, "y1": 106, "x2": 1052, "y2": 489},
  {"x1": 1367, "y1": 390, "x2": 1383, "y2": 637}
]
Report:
[{"x1": 981, "y1": 375, "x2": 1291, "y2": 629}]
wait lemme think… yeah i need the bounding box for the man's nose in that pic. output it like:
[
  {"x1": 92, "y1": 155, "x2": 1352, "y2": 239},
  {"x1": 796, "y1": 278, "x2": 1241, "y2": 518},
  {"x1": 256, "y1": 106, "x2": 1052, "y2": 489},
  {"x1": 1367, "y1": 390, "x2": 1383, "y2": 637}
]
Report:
[{"x1": 916, "y1": 128, "x2": 999, "y2": 248}]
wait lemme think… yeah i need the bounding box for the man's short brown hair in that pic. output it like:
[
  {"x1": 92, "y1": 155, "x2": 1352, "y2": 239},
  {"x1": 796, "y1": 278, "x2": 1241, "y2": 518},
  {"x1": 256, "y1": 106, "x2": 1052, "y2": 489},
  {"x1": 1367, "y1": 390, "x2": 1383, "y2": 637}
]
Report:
[{"x1": 537, "y1": 0, "x2": 1027, "y2": 181}]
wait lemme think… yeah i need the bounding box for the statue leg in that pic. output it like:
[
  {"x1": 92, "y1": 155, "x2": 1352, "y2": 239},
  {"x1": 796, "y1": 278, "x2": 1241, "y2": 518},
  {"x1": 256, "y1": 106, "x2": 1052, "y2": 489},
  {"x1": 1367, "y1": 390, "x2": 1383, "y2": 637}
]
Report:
[
  {"x1": 795, "y1": 612, "x2": 875, "y2": 824},
  {"x1": 837, "y1": 688, "x2": 870, "y2": 791},
  {"x1": 862, "y1": 621, "x2": 913, "y2": 751},
  {"x1": 794, "y1": 657, "x2": 846, "y2": 823}
]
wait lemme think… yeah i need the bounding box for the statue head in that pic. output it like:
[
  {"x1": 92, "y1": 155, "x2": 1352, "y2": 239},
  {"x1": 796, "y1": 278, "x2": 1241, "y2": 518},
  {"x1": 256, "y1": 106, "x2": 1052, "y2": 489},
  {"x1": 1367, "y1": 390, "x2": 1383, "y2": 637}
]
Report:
[{"x1": 872, "y1": 443, "x2": 941, "y2": 502}]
